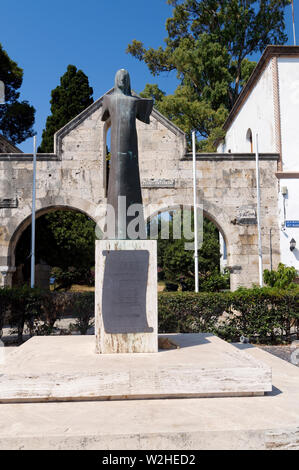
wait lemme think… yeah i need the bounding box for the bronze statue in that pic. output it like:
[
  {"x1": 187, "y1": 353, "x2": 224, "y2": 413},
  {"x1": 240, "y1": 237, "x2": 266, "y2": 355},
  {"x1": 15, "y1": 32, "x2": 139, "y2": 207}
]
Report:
[{"x1": 102, "y1": 69, "x2": 153, "y2": 239}]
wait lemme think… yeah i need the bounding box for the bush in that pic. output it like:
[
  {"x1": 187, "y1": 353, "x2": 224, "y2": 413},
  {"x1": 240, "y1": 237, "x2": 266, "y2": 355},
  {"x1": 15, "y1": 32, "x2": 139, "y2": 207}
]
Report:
[
  {"x1": 69, "y1": 293, "x2": 94, "y2": 335},
  {"x1": 4, "y1": 286, "x2": 43, "y2": 343},
  {"x1": 51, "y1": 266, "x2": 94, "y2": 290},
  {"x1": 1, "y1": 286, "x2": 298, "y2": 345},
  {"x1": 0, "y1": 288, "x2": 95, "y2": 342},
  {"x1": 165, "y1": 281, "x2": 179, "y2": 292},
  {"x1": 199, "y1": 270, "x2": 230, "y2": 292},
  {"x1": 158, "y1": 287, "x2": 299, "y2": 344},
  {"x1": 264, "y1": 263, "x2": 298, "y2": 289}
]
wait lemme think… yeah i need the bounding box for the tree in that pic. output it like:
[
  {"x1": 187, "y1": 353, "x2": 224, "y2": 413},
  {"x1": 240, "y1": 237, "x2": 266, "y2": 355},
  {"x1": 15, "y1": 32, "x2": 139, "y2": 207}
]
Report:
[
  {"x1": 15, "y1": 210, "x2": 96, "y2": 287},
  {"x1": 0, "y1": 43, "x2": 35, "y2": 144},
  {"x1": 28, "y1": 66, "x2": 95, "y2": 287},
  {"x1": 128, "y1": 0, "x2": 291, "y2": 149},
  {"x1": 264, "y1": 263, "x2": 297, "y2": 289},
  {"x1": 38, "y1": 65, "x2": 93, "y2": 153},
  {"x1": 154, "y1": 212, "x2": 228, "y2": 291}
]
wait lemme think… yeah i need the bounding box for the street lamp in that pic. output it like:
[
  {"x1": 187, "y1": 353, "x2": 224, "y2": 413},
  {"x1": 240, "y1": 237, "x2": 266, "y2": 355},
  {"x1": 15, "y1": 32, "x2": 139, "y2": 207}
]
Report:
[{"x1": 290, "y1": 238, "x2": 296, "y2": 252}]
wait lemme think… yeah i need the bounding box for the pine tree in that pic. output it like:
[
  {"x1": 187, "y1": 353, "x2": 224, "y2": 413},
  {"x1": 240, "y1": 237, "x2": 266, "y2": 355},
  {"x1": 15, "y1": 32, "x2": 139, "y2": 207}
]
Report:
[
  {"x1": 0, "y1": 43, "x2": 35, "y2": 144},
  {"x1": 38, "y1": 65, "x2": 93, "y2": 153},
  {"x1": 128, "y1": 0, "x2": 291, "y2": 150}
]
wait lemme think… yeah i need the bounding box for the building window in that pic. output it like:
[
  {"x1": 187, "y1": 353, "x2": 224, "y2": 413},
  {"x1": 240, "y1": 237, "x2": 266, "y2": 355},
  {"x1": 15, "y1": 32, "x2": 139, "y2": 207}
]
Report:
[{"x1": 246, "y1": 128, "x2": 253, "y2": 153}]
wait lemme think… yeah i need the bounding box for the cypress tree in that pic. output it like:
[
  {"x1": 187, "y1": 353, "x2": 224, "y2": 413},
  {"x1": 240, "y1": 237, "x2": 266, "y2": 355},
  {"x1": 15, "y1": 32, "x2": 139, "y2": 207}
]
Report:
[{"x1": 38, "y1": 65, "x2": 93, "y2": 153}]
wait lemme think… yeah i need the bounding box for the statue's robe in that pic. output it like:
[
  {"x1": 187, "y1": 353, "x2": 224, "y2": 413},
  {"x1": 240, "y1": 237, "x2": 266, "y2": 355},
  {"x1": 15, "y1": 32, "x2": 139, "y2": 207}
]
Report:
[{"x1": 102, "y1": 92, "x2": 153, "y2": 239}]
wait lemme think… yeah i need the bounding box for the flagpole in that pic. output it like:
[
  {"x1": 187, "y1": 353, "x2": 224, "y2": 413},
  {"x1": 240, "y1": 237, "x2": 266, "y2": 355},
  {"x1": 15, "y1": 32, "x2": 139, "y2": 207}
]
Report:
[
  {"x1": 192, "y1": 131, "x2": 199, "y2": 293},
  {"x1": 292, "y1": 0, "x2": 296, "y2": 46},
  {"x1": 30, "y1": 135, "x2": 37, "y2": 288}
]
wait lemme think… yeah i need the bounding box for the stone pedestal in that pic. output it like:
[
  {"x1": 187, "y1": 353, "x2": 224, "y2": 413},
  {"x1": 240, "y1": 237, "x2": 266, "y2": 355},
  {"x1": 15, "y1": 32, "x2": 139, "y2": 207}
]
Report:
[
  {"x1": 95, "y1": 240, "x2": 158, "y2": 354},
  {"x1": 0, "y1": 334, "x2": 272, "y2": 403}
]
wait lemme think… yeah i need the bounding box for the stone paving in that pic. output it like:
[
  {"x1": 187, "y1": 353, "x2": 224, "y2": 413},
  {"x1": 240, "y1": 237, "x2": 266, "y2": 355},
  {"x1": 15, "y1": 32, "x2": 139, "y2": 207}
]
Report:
[{"x1": 257, "y1": 344, "x2": 299, "y2": 367}]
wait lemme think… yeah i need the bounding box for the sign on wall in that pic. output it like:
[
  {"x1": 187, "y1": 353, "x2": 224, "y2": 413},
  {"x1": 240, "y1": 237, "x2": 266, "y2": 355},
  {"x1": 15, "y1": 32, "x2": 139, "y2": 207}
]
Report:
[{"x1": 286, "y1": 220, "x2": 299, "y2": 228}]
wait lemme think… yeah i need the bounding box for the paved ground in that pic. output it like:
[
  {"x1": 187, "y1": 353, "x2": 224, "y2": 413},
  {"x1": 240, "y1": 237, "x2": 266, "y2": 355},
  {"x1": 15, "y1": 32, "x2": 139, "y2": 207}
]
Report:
[
  {"x1": 256, "y1": 345, "x2": 299, "y2": 367},
  {"x1": 0, "y1": 342, "x2": 298, "y2": 450}
]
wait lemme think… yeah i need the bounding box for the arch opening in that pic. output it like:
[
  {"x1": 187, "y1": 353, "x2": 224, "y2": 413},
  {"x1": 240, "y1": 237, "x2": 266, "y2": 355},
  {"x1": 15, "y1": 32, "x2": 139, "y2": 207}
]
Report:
[
  {"x1": 146, "y1": 205, "x2": 230, "y2": 292},
  {"x1": 10, "y1": 206, "x2": 98, "y2": 290}
]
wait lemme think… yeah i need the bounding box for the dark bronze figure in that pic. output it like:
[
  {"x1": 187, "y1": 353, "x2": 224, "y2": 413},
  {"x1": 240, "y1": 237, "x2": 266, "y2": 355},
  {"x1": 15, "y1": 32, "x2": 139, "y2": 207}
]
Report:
[{"x1": 101, "y1": 69, "x2": 153, "y2": 239}]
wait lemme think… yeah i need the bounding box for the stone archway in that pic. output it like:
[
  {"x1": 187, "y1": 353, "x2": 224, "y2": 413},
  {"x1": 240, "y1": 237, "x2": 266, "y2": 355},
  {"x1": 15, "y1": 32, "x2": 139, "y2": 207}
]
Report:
[
  {"x1": 0, "y1": 87, "x2": 280, "y2": 289},
  {"x1": 1, "y1": 197, "x2": 103, "y2": 287},
  {"x1": 145, "y1": 198, "x2": 233, "y2": 288}
]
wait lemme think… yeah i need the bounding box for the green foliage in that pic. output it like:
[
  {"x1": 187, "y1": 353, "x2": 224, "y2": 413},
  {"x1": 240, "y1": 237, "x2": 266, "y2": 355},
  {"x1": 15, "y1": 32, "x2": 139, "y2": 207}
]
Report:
[
  {"x1": 69, "y1": 293, "x2": 95, "y2": 335},
  {"x1": 26, "y1": 66, "x2": 95, "y2": 283},
  {"x1": 199, "y1": 270, "x2": 230, "y2": 292},
  {"x1": 51, "y1": 267, "x2": 94, "y2": 290},
  {"x1": 16, "y1": 210, "x2": 96, "y2": 284},
  {"x1": 1, "y1": 286, "x2": 43, "y2": 343},
  {"x1": 264, "y1": 263, "x2": 298, "y2": 289},
  {"x1": 1, "y1": 286, "x2": 298, "y2": 345},
  {"x1": 165, "y1": 281, "x2": 179, "y2": 292},
  {"x1": 0, "y1": 43, "x2": 35, "y2": 144},
  {"x1": 158, "y1": 287, "x2": 299, "y2": 344},
  {"x1": 0, "y1": 288, "x2": 94, "y2": 342},
  {"x1": 38, "y1": 64, "x2": 93, "y2": 153},
  {"x1": 156, "y1": 214, "x2": 224, "y2": 291},
  {"x1": 127, "y1": 0, "x2": 290, "y2": 149}
]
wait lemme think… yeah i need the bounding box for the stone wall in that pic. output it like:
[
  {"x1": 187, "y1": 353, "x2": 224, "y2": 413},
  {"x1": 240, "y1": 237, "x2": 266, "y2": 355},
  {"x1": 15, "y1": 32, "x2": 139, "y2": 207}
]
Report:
[{"x1": 0, "y1": 91, "x2": 280, "y2": 290}]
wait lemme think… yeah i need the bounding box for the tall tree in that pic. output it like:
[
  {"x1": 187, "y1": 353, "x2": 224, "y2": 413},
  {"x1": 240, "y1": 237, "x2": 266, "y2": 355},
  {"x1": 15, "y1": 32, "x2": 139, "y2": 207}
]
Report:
[
  {"x1": 128, "y1": 0, "x2": 290, "y2": 149},
  {"x1": 0, "y1": 43, "x2": 35, "y2": 144},
  {"x1": 29, "y1": 66, "x2": 95, "y2": 285},
  {"x1": 38, "y1": 65, "x2": 93, "y2": 153}
]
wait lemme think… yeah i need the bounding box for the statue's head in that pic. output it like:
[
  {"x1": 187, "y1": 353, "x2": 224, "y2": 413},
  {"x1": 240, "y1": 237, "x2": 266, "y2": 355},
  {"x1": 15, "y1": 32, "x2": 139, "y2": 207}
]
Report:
[{"x1": 115, "y1": 69, "x2": 131, "y2": 96}]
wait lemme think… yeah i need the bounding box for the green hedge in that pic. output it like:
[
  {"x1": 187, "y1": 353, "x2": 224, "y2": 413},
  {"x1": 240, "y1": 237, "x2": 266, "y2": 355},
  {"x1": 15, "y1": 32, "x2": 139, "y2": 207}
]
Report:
[
  {"x1": 158, "y1": 287, "x2": 299, "y2": 344},
  {"x1": 0, "y1": 287, "x2": 94, "y2": 343},
  {"x1": 1, "y1": 287, "x2": 298, "y2": 344}
]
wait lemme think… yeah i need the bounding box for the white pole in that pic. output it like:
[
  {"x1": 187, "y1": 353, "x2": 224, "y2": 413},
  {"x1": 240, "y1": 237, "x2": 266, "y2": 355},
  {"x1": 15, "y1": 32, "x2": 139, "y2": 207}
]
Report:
[
  {"x1": 192, "y1": 131, "x2": 199, "y2": 293},
  {"x1": 292, "y1": 0, "x2": 296, "y2": 46},
  {"x1": 255, "y1": 133, "x2": 263, "y2": 287},
  {"x1": 30, "y1": 136, "x2": 37, "y2": 289}
]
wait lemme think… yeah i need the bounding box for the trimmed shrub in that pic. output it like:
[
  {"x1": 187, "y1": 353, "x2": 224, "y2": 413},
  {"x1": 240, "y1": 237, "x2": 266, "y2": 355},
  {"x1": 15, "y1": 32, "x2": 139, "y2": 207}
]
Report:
[
  {"x1": 1, "y1": 286, "x2": 298, "y2": 344},
  {"x1": 158, "y1": 287, "x2": 299, "y2": 344},
  {"x1": 264, "y1": 263, "x2": 298, "y2": 289}
]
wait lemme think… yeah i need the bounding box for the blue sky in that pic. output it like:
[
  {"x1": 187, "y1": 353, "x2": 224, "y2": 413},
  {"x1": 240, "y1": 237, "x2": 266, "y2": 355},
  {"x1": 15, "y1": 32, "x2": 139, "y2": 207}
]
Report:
[{"x1": 1, "y1": 0, "x2": 298, "y2": 153}]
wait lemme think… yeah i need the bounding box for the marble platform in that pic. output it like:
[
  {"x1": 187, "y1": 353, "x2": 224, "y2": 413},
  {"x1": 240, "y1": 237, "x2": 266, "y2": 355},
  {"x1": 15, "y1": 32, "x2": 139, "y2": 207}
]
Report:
[{"x1": 0, "y1": 333, "x2": 271, "y2": 403}]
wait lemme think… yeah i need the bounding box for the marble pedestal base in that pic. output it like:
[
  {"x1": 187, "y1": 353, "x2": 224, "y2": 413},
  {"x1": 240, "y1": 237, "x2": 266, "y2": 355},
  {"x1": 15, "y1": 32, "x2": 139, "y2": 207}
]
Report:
[
  {"x1": 95, "y1": 240, "x2": 158, "y2": 354},
  {"x1": 0, "y1": 334, "x2": 272, "y2": 403}
]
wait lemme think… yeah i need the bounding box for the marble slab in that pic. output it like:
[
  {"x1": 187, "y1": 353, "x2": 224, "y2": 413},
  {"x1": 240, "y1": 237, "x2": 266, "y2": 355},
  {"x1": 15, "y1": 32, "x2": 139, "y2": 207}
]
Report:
[{"x1": 0, "y1": 334, "x2": 272, "y2": 403}]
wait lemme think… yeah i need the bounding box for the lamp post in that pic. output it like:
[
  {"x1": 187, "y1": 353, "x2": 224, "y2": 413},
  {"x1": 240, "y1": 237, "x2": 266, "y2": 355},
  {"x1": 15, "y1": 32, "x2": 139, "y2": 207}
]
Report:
[
  {"x1": 255, "y1": 133, "x2": 263, "y2": 287},
  {"x1": 290, "y1": 238, "x2": 296, "y2": 252}
]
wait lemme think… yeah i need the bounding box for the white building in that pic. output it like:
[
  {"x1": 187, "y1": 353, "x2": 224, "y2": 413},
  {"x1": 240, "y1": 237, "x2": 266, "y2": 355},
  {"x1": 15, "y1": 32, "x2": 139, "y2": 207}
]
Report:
[{"x1": 218, "y1": 45, "x2": 299, "y2": 274}]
